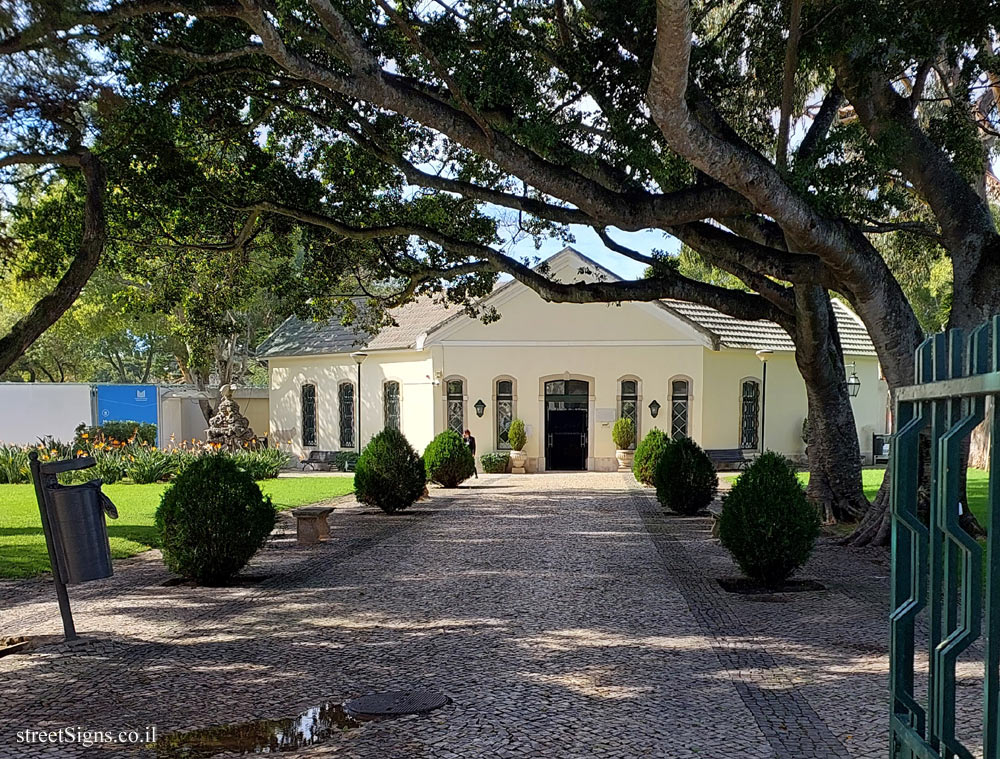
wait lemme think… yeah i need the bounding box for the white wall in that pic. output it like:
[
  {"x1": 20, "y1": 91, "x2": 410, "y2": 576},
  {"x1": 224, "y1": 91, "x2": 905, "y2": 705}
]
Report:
[
  {"x1": 269, "y1": 351, "x2": 435, "y2": 460},
  {"x1": 161, "y1": 390, "x2": 270, "y2": 447},
  {"x1": 0, "y1": 383, "x2": 93, "y2": 444}
]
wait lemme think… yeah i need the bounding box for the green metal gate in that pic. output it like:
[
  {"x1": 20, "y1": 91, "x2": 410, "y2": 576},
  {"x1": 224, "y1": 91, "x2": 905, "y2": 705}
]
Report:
[{"x1": 890, "y1": 316, "x2": 1000, "y2": 759}]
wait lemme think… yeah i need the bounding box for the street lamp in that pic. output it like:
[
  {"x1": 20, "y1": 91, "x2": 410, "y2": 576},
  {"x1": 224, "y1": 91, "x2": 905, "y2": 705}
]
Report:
[
  {"x1": 755, "y1": 349, "x2": 773, "y2": 453},
  {"x1": 845, "y1": 361, "x2": 862, "y2": 398},
  {"x1": 350, "y1": 351, "x2": 368, "y2": 448},
  {"x1": 474, "y1": 399, "x2": 486, "y2": 417},
  {"x1": 648, "y1": 399, "x2": 661, "y2": 418}
]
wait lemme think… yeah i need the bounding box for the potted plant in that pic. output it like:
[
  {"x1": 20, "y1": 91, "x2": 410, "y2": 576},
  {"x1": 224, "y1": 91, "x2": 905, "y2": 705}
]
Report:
[
  {"x1": 613, "y1": 417, "x2": 636, "y2": 471},
  {"x1": 508, "y1": 419, "x2": 527, "y2": 473}
]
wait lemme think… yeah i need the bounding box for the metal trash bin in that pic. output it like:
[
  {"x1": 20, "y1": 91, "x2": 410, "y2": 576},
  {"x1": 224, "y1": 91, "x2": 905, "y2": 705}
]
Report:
[{"x1": 45, "y1": 479, "x2": 118, "y2": 585}]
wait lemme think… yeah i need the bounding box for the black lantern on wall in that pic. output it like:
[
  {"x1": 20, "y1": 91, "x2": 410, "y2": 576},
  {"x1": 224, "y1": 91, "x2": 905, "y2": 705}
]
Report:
[
  {"x1": 846, "y1": 362, "x2": 862, "y2": 398},
  {"x1": 648, "y1": 399, "x2": 661, "y2": 418},
  {"x1": 474, "y1": 399, "x2": 486, "y2": 417}
]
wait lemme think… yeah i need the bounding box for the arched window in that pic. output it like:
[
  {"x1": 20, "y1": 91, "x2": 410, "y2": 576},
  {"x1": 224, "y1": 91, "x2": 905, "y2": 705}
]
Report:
[
  {"x1": 301, "y1": 384, "x2": 317, "y2": 447},
  {"x1": 619, "y1": 378, "x2": 638, "y2": 449},
  {"x1": 339, "y1": 381, "x2": 355, "y2": 448},
  {"x1": 383, "y1": 381, "x2": 401, "y2": 431},
  {"x1": 446, "y1": 378, "x2": 465, "y2": 434},
  {"x1": 496, "y1": 379, "x2": 514, "y2": 449},
  {"x1": 740, "y1": 379, "x2": 761, "y2": 450},
  {"x1": 670, "y1": 379, "x2": 690, "y2": 439}
]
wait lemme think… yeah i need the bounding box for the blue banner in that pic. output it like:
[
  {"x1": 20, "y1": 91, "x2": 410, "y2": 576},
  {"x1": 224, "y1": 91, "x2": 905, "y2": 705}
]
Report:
[{"x1": 95, "y1": 385, "x2": 159, "y2": 441}]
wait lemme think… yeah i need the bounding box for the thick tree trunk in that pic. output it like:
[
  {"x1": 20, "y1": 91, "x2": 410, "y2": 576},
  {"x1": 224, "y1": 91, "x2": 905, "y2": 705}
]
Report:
[
  {"x1": 970, "y1": 397, "x2": 992, "y2": 471},
  {"x1": 793, "y1": 286, "x2": 869, "y2": 522},
  {"x1": 0, "y1": 151, "x2": 106, "y2": 374}
]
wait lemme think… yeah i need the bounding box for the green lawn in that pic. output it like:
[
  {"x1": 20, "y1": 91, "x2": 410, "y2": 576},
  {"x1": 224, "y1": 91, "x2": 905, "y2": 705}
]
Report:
[
  {"x1": 0, "y1": 476, "x2": 355, "y2": 579},
  {"x1": 723, "y1": 467, "x2": 991, "y2": 528}
]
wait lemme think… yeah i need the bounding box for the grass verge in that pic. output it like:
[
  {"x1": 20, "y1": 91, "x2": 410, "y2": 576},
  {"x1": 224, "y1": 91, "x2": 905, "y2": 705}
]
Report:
[{"x1": 0, "y1": 477, "x2": 355, "y2": 578}]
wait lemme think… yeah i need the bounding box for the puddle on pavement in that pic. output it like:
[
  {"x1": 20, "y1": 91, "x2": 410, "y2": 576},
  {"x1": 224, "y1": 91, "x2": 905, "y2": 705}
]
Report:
[{"x1": 152, "y1": 702, "x2": 362, "y2": 757}]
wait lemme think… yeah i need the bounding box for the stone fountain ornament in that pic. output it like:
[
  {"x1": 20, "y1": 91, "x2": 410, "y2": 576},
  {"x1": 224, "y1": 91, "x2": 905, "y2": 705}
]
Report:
[{"x1": 206, "y1": 385, "x2": 258, "y2": 450}]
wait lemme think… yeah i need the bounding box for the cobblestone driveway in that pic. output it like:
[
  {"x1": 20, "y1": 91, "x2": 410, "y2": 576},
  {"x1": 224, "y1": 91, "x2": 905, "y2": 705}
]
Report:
[{"x1": 0, "y1": 473, "x2": 928, "y2": 758}]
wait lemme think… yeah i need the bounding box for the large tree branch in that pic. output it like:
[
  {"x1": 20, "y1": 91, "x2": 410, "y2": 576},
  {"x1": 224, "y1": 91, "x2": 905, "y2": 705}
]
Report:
[
  {"x1": 775, "y1": 0, "x2": 803, "y2": 170},
  {"x1": 248, "y1": 199, "x2": 780, "y2": 323},
  {"x1": 796, "y1": 84, "x2": 842, "y2": 164},
  {"x1": 0, "y1": 1, "x2": 243, "y2": 55},
  {"x1": 646, "y1": 0, "x2": 923, "y2": 387},
  {"x1": 835, "y1": 60, "x2": 999, "y2": 281},
  {"x1": 646, "y1": 0, "x2": 862, "y2": 266},
  {"x1": 670, "y1": 222, "x2": 837, "y2": 288},
  {"x1": 0, "y1": 151, "x2": 107, "y2": 374},
  {"x1": 234, "y1": 0, "x2": 748, "y2": 230}
]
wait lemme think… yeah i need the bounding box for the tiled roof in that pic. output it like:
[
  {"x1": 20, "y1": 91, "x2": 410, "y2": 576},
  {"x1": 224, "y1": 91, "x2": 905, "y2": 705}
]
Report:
[
  {"x1": 662, "y1": 297, "x2": 876, "y2": 356},
  {"x1": 257, "y1": 248, "x2": 877, "y2": 358},
  {"x1": 257, "y1": 297, "x2": 454, "y2": 358}
]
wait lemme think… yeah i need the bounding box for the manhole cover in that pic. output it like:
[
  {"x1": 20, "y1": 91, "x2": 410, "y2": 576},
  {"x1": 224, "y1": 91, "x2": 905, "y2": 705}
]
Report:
[{"x1": 344, "y1": 690, "x2": 449, "y2": 717}]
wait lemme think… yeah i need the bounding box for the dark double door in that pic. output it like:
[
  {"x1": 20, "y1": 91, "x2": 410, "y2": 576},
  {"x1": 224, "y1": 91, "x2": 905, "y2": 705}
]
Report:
[{"x1": 544, "y1": 379, "x2": 588, "y2": 471}]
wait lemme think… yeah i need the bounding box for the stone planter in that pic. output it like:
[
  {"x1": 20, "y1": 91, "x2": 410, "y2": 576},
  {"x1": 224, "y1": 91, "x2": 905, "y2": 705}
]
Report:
[
  {"x1": 509, "y1": 450, "x2": 528, "y2": 474},
  {"x1": 616, "y1": 449, "x2": 634, "y2": 472}
]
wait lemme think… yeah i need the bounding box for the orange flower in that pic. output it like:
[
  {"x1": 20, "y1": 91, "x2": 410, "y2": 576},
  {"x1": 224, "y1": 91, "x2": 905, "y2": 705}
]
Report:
[{"x1": 76, "y1": 449, "x2": 85, "y2": 456}]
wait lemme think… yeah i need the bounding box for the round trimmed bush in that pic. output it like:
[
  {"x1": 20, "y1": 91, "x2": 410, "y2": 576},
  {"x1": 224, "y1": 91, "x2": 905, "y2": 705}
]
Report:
[
  {"x1": 653, "y1": 435, "x2": 718, "y2": 514},
  {"x1": 424, "y1": 429, "x2": 476, "y2": 487},
  {"x1": 155, "y1": 454, "x2": 276, "y2": 584},
  {"x1": 480, "y1": 451, "x2": 510, "y2": 474},
  {"x1": 354, "y1": 428, "x2": 426, "y2": 513},
  {"x1": 632, "y1": 428, "x2": 670, "y2": 485},
  {"x1": 718, "y1": 451, "x2": 821, "y2": 587}
]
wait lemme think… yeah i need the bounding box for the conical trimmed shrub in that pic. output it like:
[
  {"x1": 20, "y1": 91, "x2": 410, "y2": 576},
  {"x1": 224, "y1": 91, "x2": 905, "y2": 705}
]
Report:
[
  {"x1": 354, "y1": 428, "x2": 426, "y2": 513},
  {"x1": 424, "y1": 429, "x2": 476, "y2": 487},
  {"x1": 653, "y1": 435, "x2": 717, "y2": 514},
  {"x1": 632, "y1": 428, "x2": 670, "y2": 485},
  {"x1": 718, "y1": 451, "x2": 821, "y2": 587}
]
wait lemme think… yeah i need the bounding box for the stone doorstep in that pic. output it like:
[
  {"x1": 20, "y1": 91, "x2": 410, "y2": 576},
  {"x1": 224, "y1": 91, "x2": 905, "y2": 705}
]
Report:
[{"x1": 291, "y1": 506, "x2": 335, "y2": 545}]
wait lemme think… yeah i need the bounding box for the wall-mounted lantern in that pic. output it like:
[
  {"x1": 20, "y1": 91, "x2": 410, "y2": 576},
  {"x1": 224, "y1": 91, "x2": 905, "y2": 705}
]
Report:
[
  {"x1": 474, "y1": 399, "x2": 486, "y2": 417},
  {"x1": 648, "y1": 399, "x2": 661, "y2": 418},
  {"x1": 846, "y1": 362, "x2": 862, "y2": 398}
]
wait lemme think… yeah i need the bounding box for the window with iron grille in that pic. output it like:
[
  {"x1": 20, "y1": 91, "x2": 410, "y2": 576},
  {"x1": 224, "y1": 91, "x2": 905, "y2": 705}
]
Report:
[
  {"x1": 671, "y1": 379, "x2": 689, "y2": 439},
  {"x1": 339, "y1": 382, "x2": 355, "y2": 448},
  {"x1": 740, "y1": 379, "x2": 760, "y2": 449},
  {"x1": 447, "y1": 379, "x2": 464, "y2": 434},
  {"x1": 301, "y1": 384, "x2": 316, "y2": 447},
  {"x1": 620, "y1": 379, "x2": 638, "y2": 449},
  {"x1": 383, "y1": 381, "x2": 400, "y2": 431},
  {"x1": 496, "y1": 379, "x2": 513, "y2": 449}
]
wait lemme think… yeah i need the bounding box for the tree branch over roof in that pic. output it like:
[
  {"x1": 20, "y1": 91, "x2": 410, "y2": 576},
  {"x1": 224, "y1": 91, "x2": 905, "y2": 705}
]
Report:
[{"x1": 247, "y1": 199, "x2": 781, "y2": 323}]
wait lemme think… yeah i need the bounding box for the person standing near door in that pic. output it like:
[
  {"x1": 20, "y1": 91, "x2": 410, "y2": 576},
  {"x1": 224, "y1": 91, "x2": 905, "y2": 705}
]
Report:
[{"x1": 463, "y1": 429, "x2": 478, "y2": 478}]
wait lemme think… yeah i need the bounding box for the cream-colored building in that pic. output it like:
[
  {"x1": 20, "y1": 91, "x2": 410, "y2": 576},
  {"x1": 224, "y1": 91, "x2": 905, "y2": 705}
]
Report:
[{"x1": 260, "y1": 247, "x2": 888, "y2": 471}]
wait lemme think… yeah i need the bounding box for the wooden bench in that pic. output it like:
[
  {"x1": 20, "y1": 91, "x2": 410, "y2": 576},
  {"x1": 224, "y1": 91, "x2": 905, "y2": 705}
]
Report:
[
  {"x1": 301, "y1": 450, "x2": 336, "y2": 471},
  {"x1": 706, "y1": 448, "x2": 752, "y2": 471},
  {"x1": 291, "y1": 506, "x2": 334, "y2": 544}
]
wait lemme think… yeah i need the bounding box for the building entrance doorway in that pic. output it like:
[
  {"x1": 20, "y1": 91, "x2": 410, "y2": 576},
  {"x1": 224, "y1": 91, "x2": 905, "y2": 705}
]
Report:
[{"x1": 544, "y1": 379, "x2": 589, "y2": 470}]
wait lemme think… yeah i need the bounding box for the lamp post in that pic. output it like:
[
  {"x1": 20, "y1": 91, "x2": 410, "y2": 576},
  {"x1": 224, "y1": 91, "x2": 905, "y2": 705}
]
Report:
[
  {"x1": 350, "y1": 352, "x2": 368, "y2": 448},
  {"x1": 755, "y1": 349, "x2": 773, "y2": 453}
]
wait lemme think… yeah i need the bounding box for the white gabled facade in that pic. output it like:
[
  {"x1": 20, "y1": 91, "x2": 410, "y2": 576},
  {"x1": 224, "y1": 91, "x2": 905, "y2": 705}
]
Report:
[{"x1": 266, "y1": 248, "x2": 889, "y2": 471}]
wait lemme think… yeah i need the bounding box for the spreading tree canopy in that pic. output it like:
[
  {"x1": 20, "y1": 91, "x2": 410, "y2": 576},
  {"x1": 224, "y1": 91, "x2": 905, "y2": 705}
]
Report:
[{"x1": 5, "y1": 0, "x2": 1000, "y2": 539}]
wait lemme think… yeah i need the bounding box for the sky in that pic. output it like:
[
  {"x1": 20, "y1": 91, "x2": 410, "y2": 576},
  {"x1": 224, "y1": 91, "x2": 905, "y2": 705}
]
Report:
[{"x1": 502, "y1": 223, "x2": 679, "y2": 281}]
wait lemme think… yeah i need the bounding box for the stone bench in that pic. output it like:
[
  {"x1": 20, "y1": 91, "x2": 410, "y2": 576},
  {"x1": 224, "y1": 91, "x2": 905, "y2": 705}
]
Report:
[
  {"x1": 707, "y1": 502, "x2": 724, "y2": 538},
  {"x1": 291, "y1": 506, "x2": 334, "y2": 545}
]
